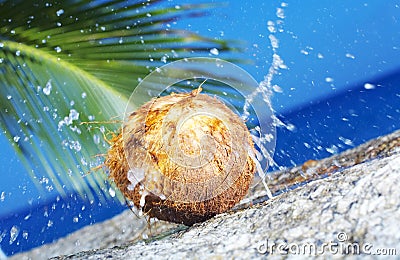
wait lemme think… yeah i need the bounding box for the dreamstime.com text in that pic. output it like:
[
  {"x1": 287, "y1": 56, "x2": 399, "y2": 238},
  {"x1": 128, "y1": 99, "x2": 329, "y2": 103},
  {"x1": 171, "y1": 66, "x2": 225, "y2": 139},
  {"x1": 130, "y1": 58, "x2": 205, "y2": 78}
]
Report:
[{"x1": 256, "y1": 232, "x2": 397, "y2": 256}]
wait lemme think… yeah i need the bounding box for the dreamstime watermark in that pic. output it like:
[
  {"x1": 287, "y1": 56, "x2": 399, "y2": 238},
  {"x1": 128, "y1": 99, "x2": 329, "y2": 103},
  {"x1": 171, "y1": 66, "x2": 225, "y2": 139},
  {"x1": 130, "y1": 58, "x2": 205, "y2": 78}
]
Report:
[{"x1": 256, "y1": 232, "x2": 397, "y2": 256}]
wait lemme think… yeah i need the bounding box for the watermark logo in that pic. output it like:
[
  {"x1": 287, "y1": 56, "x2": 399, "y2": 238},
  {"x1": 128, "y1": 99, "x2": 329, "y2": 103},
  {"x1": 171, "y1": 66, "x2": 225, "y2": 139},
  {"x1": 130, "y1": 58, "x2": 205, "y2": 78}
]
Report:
[{"x1": 257, "y1": 232, "x2": 397, "y2": 256}]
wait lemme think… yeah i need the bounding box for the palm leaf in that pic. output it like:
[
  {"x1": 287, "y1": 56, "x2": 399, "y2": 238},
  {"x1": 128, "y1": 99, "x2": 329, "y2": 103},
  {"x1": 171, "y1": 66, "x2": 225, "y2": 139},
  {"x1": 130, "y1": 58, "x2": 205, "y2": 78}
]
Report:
[{"x1": 0, "y1": 0, "x2": 241, "y2": 202}]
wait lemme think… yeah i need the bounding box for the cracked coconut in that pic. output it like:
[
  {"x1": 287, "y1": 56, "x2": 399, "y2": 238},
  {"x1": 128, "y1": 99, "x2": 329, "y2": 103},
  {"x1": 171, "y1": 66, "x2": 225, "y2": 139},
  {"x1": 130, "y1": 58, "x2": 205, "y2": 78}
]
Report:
[{"x1": 105, "y1": 89, "x2": 256, "y2": 226}]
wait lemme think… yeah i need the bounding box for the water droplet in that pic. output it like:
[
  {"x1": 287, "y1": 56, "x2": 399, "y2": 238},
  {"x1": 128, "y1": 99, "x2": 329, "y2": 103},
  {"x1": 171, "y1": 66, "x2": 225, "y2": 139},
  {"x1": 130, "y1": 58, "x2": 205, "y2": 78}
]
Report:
[
  {"x1": 326, "y1": 145, "x2": 338, "y2": 154},
  {"x1": 339, "y1": 136, "x2": 353, "y2": 146},
  {"x1": 161, "y1": 56, "x2": 167, "y2": 63},
  {"x1": 43, "y1": 80, "x2": 52, "y2": 95},
  {"x1": 276, "y1": 7, "x2": 285, "y2": 19},
  {"x1": 364, "y1": 83, "x2": 375, "y2": 90},
  {"x1": 56, "y1": 9, "x2": 64, "y2": 16},
  {"x1": 272, "y1": 85, "x2": 283, "y2": 93},
  {"x1": 300, "y1": 49, "x2": 309, "y2": 55},
  {"x1": 0, "y1": 42, "x2": 4, "y2": 48},
  {"x1": 317, "y1": 53, "x2": 324, "y2": 59},
  {"x1": 7, "y1": 95, "x2": 11, "y2": 100},
  {"x1": 285, "y1": 123, "x2": 295, "y2": 131},
  {"x1": 81, "y1": 92, "x2": 87, "y2": 99},
  {"x1": 69, "y1": 109, "x2": 79, "y2": 121},
  {"x1": 70, "y1": 140, "x2": 81, "y2": 152},
  {"x1": 73, "y1": 216, "x2": 79, "y2": 223},
  {"x1": 58, "y1": 109, "x2": 79, "y2": 130},
  {"x1": 58, "y1": 120, "x2": 65, "y2": 130},
  {"x1": 13, "y1": 136, "x2": 20, "y2": 142},
  {"x1": 22, "y1": 231, "x2": 28, "y2": 239},
  {"x1": 39, "y1": 177, "x2": 49, "y2": 184},
  {"x1": 93, "y1": 134, "x2": 100, "y2": 144},
  {"x1": 108, "y1": 187, "x2": 116, "y2": 197},
  {"x1": 267, "y1": 21, "x2": 276, "y2": 33},
  {"x1": 325, "y1": 77, "x2": 334, "y2": 83},
  {"x1": 210, "y1": 48, "x2": 219, "y2": 55},
  {"x1": 345, "y1": 53, "x2": 355, "y2": 59},
  {"x1": 81, "y1": 157, "x2": 88, "y2": 166},
  {"x1": 56, "y1": 22, "x2": 62, "y2": 27},
  {"x1": 47, "y1": 220, "x2": 53, "y2": 227},
  {"x1": 55, "y1": 46, "x2": 62, "y2": 53},
  {"x1": 0, "y1": 191, "x2": 5, "y2": 201},
  {"x1": 9, "y1": 225, "x2": 20, "y2": 244},
  {"x1": 15, "y1": 50, "x2": 20, "y2": 56}
]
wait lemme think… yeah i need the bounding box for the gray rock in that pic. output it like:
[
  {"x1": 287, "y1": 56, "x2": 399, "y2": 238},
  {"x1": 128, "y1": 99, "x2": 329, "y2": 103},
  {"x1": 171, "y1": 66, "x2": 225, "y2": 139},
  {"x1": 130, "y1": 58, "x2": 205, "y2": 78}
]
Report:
[{"x1": 14, "y1": 130, "x2": 400, "y2": 259}]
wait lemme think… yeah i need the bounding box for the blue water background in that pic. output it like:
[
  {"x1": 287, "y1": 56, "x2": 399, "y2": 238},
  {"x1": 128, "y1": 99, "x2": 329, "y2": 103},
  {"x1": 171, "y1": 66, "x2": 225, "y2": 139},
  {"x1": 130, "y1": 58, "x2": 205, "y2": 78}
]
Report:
[{"x1": 1, "y1": 0, "x2": 399, "y2": 256}]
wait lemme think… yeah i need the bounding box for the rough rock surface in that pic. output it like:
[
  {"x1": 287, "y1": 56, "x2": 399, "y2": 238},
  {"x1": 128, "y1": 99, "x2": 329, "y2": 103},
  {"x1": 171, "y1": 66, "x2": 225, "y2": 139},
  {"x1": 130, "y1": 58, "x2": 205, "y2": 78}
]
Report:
[{"x1": 14, "y1": 130, "x2": 400, "y2": 259}]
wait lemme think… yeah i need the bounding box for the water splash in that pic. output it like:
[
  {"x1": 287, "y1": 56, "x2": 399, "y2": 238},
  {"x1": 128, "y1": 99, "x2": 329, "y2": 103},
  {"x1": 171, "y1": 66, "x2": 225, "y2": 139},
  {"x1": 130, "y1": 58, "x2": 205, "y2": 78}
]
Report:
[
  {"x1": 58, "y1": 109, "x2": 80, "y2": 131},
  {"x1": 247, "y1": 147, "x2": 273, "y2": 198},
  {"x1": 243, "y1": 2, "x2": 289, "y2": 198}
]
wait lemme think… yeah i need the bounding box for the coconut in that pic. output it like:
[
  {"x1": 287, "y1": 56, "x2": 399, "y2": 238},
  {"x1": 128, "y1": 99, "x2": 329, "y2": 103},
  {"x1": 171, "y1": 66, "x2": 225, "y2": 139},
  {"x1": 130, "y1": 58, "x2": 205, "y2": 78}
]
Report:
[{"x1": 105, "y1": 89, "x2": 256, "y2": 226}]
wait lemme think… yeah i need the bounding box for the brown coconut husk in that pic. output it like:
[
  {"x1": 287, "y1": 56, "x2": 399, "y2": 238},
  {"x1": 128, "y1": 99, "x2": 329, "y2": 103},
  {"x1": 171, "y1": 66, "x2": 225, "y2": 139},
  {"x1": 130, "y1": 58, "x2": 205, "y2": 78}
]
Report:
[{"x1": 105, "y1": 89, "x2": 256, "y2": 226}]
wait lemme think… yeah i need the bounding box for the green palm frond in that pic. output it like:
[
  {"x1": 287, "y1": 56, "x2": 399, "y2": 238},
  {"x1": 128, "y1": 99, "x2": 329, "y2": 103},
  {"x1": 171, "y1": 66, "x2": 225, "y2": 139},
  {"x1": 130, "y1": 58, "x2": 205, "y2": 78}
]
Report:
[{"x1": 0, "y1": 0, "x2": 241, "y2": 202}]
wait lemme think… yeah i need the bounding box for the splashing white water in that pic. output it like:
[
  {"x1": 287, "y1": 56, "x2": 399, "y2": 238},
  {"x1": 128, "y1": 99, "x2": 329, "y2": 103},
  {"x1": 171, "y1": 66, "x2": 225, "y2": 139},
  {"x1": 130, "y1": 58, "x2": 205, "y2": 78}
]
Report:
[
  {"x1": 243, "y1": 2, "x2": 289, "y2": 198},
  {"x1": 248, "y1": 147, "x2": 273, "y2": 199}
]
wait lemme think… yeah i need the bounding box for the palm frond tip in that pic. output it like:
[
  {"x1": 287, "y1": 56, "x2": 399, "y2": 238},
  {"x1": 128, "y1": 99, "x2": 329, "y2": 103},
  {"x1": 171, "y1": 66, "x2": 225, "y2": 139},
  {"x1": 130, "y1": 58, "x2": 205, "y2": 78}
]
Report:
[{"x1": 0, "y1": 0, "x2": 242, "y2": 202}]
